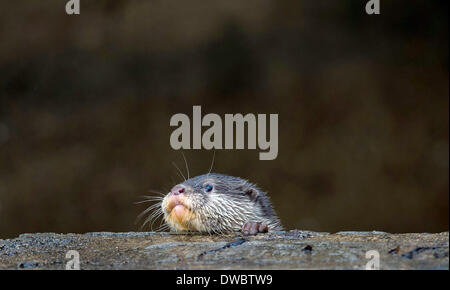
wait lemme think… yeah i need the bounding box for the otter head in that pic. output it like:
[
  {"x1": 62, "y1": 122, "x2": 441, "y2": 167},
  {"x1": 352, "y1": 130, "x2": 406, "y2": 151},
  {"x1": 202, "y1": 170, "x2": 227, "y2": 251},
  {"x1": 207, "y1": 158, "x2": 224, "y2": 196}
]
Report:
[{"x1": 161, "y1": 173, "x2": 282, "y2": 234}]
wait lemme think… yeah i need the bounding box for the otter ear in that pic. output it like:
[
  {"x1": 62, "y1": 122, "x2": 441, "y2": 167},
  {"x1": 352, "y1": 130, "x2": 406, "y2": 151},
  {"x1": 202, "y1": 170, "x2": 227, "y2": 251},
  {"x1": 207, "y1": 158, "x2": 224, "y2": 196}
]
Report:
[{"x1": 245, "y1": 187, "x2": 259, "y2": 202}]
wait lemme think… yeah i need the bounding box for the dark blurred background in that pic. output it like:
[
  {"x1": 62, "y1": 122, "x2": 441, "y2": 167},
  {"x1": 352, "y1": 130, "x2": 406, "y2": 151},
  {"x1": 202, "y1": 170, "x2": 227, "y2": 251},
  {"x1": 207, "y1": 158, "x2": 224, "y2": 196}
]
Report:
[{"x1": 0, "y1": 0, "x2": 448, "y2": 239}]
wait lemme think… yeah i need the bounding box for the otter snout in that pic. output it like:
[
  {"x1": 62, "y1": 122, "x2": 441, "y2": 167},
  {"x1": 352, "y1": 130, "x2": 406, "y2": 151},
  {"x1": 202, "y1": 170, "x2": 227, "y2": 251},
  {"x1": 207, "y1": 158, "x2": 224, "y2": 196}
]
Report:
[
  {"x1": 166, "y1": 185, "x2": 188, "y2": 212},
  {"x1": 162, "y1": 184, "x2": 196, "y2": 231},
  {"x1": 170, "y1": 185, "x2": 185, "y2": 196}
]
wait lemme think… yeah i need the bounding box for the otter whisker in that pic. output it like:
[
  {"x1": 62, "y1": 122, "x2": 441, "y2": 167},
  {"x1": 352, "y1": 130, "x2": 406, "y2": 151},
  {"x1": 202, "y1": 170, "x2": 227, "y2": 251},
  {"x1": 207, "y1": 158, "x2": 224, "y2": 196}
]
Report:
[
  {"x1": 149, "y1": 211, "x2": 164, "y2": 231},
  {"x1": 143, "y1": 205, "x2": 164, "y2": 219},
  {"x1": 135, "y1": 200, "x2": 158, "y2": 205},
  {"x1": 172, "y1": 161, "x2": 186, "y2": 181},
  {"x1": 139, "y1": 201, "x2": 163, "y2": 213},
  {"x1": 139, "y1": 196, "x2": 164, "y2": 202},
  {"x1": 135, "y1": 198, "x2": 164, "y2": 204},
  {"x1": 207, "y1": 150, "x2": 216, "y2": 176},
  {"x1": 157, "y1": 223, "x2": 169, "y2": 230},
  {"x1": 181, "y1": 151, "x2": 190, "y2": 180},
  {"x1": 144, "y1": 213, "x2": 162, "y2": 229},
  {"x1": 156, "y1": 224, "x2": 169, "y2": 233},
  {"x1": 157, "y1": 214, "x2": 168, "y2": 231},
  {"x1": 136, "y1": 202, "x2": 163, "y2": 224},
  {"x1": 134, "y1": 196, "x2": 164, "y2": 204},
  {"x1": 147, "y1": 190, "x2": 167, "y2": 197},
  {"x1": 139, "y1": 195, "x2": 164, "y2": 200},
  {"x1": 142, "y1": 209, "x2": 164, "y2": 230}
]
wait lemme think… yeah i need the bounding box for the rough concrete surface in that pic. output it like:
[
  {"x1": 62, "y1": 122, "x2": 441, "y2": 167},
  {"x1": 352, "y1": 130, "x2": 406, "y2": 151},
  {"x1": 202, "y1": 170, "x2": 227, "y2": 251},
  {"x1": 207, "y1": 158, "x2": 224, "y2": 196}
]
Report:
[{"x1": 0, "y1": 231, "x2": 448, "y2": 270}]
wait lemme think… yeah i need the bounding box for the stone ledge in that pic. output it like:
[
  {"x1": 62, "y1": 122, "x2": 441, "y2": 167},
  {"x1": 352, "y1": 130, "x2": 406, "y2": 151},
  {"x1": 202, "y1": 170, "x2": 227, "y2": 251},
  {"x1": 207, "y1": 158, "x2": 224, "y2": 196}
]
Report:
[{"x1": 0, "y1": 231, "x2": 448, "y2": 270}]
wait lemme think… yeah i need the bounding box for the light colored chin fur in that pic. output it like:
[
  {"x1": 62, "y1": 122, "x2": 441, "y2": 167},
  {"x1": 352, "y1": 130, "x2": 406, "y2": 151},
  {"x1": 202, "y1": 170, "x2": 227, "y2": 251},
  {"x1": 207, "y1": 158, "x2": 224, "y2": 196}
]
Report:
[
  {"x1": 162, "y1": 196, "x2": 199, "y2": 232},
  {"x1": 164, "y1": 214, "x2": 205, "y2": 232}
]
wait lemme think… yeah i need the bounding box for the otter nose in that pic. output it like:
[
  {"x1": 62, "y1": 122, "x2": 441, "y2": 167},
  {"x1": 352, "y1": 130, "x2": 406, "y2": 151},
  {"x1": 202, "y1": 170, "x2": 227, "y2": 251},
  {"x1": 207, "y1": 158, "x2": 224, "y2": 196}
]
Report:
[{"x1": 171, "y1": 185, "x2": 185, "y2": 196}]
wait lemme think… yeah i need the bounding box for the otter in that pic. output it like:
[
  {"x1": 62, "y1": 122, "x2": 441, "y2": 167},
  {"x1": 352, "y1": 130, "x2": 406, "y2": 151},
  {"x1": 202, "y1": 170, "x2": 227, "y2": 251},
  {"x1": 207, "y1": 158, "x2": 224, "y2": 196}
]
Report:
[{"x1": 150, "y1": 173, "x2": 283, "y2": 235}]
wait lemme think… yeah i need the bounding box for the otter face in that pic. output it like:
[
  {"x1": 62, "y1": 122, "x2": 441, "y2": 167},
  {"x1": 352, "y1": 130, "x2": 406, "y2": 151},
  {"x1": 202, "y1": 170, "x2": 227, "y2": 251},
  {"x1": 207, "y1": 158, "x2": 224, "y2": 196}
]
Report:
[{"x1": 161, "y1": 173, "x2": 281, "y2": 234}]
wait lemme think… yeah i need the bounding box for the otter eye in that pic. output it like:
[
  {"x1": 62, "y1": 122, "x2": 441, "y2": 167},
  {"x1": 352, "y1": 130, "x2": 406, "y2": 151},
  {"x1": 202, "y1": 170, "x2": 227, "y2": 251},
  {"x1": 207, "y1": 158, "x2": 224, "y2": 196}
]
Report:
[{"x1": 204, "y1": 184, "x2": 213, "y2": 193}]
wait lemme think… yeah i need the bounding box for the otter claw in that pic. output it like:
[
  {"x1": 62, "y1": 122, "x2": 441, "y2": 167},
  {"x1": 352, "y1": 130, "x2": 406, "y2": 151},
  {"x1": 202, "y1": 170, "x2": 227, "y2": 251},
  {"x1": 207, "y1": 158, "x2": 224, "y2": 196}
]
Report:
[{"x1": 242, "y1": 222, "x2": 269, "y2": 235}]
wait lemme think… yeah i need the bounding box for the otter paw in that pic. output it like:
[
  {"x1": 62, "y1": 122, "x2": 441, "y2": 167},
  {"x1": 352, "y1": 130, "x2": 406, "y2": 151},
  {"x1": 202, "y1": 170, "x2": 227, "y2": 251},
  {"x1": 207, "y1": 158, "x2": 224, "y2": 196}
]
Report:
[{"x1": 242, "y1": 222, "x2": 269, "y2": 236}]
